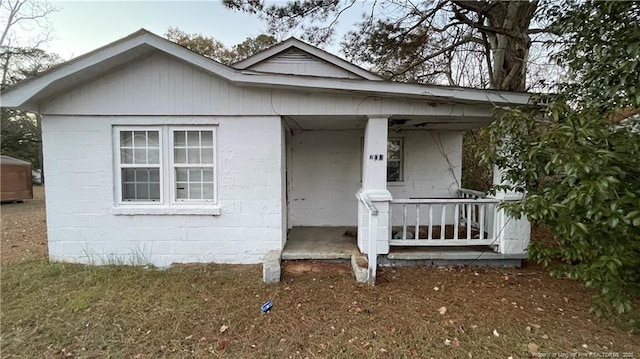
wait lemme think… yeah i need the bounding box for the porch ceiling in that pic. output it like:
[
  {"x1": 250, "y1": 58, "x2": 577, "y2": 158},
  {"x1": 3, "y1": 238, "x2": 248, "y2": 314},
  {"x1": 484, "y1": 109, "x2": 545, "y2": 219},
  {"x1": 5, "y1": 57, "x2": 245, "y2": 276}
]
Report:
[
  {"x1": 285, "y1": 115, "x2": 493, "y2": 131},
  {"x1": 285, "y1": 116, "x2": 367, "y2": 130}
]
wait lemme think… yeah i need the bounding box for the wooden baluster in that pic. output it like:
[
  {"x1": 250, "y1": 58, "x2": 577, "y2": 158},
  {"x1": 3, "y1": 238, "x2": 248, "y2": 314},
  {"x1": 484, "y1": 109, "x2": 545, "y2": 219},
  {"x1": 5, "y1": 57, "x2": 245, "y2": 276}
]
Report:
[
  {"x1": 441, "y1": 204, "x2": 447, "y2": 239},
  {"x1": 479, "y1": 204, "x2": 485, "y2": 240},
  {"x1": 402, "y1": 204, "x2": 408, "y2": 240},
  {"x1": 453, "y1": 204, "x2": 459, "y2": 240},
  {"x1": 428, "y1": 204, "x2": 433, "y2": 240},
  {"x1": 467, "y1": 203, "x2": 472, "y2": 240},
  {"x1": 415, "y1": 204, "x2": 420, "y2": 240}
]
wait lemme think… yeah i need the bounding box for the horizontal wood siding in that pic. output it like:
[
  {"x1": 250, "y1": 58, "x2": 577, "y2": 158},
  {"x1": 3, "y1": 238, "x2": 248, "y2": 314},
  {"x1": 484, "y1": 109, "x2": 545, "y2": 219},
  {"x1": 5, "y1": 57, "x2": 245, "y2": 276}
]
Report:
[
  {"x1": 40, "y1": 52, "x2": 494, "y2": 121},
  {"x1": 248, "y1": 49, "x2": 362, "y2": 79}
]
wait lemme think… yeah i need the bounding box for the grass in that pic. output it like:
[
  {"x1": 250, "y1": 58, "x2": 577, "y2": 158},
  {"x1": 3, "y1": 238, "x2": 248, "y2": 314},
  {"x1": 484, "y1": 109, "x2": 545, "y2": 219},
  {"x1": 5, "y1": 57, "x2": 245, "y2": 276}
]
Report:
[
  {"x1": 2, "y1": 189, "x2": 638, "y2": 357},
  {"x1": 2, "y1": 260, "x2": 639, "y2": 358}
]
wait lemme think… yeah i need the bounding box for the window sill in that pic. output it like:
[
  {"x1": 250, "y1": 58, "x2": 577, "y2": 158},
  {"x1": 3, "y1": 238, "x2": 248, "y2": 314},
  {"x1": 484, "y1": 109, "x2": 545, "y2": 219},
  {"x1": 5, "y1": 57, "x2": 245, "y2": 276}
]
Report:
[
  {"x1": 387, "y1": 181, "x2": 405, "y2": 186},
  {"x1": 112, "y1": 206, "x2": 221, "y2": 216}
]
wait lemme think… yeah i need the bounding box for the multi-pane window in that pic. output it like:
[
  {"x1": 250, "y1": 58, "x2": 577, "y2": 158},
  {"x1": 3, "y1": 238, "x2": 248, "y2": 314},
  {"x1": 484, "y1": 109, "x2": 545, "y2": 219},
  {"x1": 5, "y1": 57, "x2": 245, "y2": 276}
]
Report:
[
  {"x1": 115, "y1": 126, "x2": 216, "y2": 205},
  {"x1": 119, "y1": 130, "x2": 161, "y2": 201},
  {"x1": 387, "y1": 138, "x2": 403, "y2": 182},
  {"x1": 172, "y1": 130, "x2": 215, "y2": 201}
]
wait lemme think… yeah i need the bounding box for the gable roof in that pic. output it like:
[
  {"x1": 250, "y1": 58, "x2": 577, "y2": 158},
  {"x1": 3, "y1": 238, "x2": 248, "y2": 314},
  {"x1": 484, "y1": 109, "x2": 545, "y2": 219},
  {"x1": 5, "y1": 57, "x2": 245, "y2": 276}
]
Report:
[
  {"x1": 232, "y1": 37, "x2": 383, "y2": 81},
  {"x1": 0, "y1": 29, "x2": 531, "y2": 111}
]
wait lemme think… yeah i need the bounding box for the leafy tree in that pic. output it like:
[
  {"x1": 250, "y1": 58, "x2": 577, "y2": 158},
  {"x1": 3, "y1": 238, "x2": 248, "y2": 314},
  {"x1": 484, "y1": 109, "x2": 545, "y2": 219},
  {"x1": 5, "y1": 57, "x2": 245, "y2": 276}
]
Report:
[
  {"x1": 1, "y1": 46, "x2": 60, "y2": 88},
  {"x1": 484, "y1": 1, "x2": 640, "y2": 326},
  {"x1": 231, "y1": 34, "x2": 278, "y2": 62},
  {"x1": 224, "y1": 0, "x2": 556, "y2": 91},
  {"x1": 1, "y1": 109, "x2": 38, "y2": 161},
  {"x1": 165, "y1": 27, "x2": 230, "y2": 62},
  {"x1": 165, "y1": 27, "x2": 276, "y2": 65},
  {"x1": 1, "y1": 0, "x2": 60, "y2": 180},
  {"x1": 1, "y1": 48, "x2": 60, "y2": 172}
]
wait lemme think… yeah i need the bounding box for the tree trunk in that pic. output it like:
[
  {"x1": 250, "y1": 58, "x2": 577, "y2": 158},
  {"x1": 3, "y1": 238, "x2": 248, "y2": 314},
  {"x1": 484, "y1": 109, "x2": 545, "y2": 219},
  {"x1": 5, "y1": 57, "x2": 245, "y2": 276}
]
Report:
[
  {"x1": 36, "y1": 114, "x2": 44, "y2": 184},
  {"x1": 486, "y1": 1, "x2": 538, "y2": 91}
]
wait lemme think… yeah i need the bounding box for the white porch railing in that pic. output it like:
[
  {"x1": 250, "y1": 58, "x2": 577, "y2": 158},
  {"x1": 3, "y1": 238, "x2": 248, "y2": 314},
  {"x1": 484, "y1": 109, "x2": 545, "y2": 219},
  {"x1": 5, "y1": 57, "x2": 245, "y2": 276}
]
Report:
[
  {"x1": 389, "y1": 189, "x2": 499, "y2": 247},
  {"x1": 356, "y1": 191, "x2": 378, "y2": 285},
  {"x1": 458, "y1": 188, "x2": 488, "y2": 199}
]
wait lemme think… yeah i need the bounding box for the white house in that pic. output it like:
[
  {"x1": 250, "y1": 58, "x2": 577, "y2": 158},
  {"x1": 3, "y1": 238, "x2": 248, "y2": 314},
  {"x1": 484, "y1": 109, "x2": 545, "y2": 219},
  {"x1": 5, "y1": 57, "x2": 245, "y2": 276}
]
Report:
[{"x1": 1, "y1": 29, "x2": 531, "y2": 283}]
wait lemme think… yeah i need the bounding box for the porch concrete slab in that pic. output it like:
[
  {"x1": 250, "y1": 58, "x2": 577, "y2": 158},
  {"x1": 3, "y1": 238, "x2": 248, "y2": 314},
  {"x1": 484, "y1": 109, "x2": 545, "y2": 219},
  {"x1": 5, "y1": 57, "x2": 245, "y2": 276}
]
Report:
[
  {"x1": 282, "y1": 226, "x2": 359, "y2": 260},
  {"x1": 387, "y1": 246, "x2": 527, "y2": 261},
  {"x1": 383, "y1": 246, "x2": 526, "y2": 268}
]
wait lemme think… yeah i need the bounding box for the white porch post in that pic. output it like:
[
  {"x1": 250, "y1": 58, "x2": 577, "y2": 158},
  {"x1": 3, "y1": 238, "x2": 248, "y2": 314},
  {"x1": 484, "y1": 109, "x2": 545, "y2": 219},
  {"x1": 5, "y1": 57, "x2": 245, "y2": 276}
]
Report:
[
  {"x1": 492, "y1": 165, "x2": 531, "y2": 255},
  {"x1": 358, "y1": 116, "x2": 391, "y2": 255}
]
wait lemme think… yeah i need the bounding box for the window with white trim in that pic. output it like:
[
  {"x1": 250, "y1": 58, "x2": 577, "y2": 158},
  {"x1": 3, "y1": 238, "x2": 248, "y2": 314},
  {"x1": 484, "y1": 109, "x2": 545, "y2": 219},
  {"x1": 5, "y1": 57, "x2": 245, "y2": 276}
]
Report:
[
  {"x1": 171, "y1": 130, "x2": 215, "y2": 201},
  {"x1": 118, "y1": 130, "x2": 162, "y2": 202},
  {"x1": 114, "y1": 126, "x2": 217, "y2": 206},
  {"x1": 387, "y1": 138, "x2": 403, "y2": 182}
]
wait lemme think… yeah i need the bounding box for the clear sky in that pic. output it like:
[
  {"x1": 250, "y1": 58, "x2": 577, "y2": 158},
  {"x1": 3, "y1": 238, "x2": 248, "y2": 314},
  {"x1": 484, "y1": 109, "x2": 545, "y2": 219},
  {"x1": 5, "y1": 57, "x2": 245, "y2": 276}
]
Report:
[{"x1": 19, "y1": 0, "x2": 366, "y2": 61}]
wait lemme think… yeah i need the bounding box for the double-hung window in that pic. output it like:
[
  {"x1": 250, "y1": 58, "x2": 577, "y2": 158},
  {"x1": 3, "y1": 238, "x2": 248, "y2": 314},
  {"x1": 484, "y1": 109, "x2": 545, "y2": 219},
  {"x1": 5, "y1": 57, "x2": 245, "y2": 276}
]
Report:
[
  {"x1": 171, "y1": 129, "x2": 215, "y2": 202},
  {"x1": 114, "y1": 126, "x2": 217, "y2": 209},
  {"x1": 118, "y1": 129, "x2": 162, "y2": 202}
]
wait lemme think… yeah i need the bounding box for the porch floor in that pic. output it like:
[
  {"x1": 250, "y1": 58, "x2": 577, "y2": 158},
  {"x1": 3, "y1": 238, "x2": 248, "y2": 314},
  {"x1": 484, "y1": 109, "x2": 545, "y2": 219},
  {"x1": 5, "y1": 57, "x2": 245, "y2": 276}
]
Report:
[
  {"x1": 281, "y1": 227, "x2": 526, "y2": 267},
  {"x1": 282, "y1": 226, "x2": 359, "y2": 260}
]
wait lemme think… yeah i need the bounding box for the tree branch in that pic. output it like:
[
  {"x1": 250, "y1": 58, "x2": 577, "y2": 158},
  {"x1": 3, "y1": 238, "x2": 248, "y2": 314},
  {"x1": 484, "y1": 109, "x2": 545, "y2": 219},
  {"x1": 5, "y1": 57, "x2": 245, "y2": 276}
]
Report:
[
  {"x1": 389, "y1": 36, "x2": 475, "y2": 80},
  {"x1": 451, "y1": 4, "x2": 527, "y2": 41}
]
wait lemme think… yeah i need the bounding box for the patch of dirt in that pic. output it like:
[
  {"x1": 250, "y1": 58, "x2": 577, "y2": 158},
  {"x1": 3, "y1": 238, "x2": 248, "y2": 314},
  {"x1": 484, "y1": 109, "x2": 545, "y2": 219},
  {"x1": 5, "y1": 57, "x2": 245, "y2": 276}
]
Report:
[
  {"x1": 1, "y1": 186, "x2": 47, "y2": 264},
  {"x1": 282, "y1": 260, "x2": 353, "y2": 275}
]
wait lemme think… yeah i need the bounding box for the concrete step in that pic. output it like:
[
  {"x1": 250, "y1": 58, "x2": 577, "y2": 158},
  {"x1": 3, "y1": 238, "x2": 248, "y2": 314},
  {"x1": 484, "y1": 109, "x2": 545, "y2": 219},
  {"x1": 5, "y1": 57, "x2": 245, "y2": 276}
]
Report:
[{"x1": 350, "y1": 253, "x2": 368, "y2": 283}]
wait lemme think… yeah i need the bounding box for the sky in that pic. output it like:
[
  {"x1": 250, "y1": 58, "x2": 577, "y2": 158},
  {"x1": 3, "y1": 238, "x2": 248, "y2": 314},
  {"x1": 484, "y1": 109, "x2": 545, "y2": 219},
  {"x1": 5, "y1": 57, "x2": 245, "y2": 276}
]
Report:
[{"x1": 12, "y1": 0, "x2": 366, "y2": 61}]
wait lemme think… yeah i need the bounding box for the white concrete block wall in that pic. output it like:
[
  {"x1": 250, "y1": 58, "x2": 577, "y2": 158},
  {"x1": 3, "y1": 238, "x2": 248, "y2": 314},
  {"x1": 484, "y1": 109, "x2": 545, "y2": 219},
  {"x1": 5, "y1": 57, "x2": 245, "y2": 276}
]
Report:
[
  {"x1": 357, "y1": 201, "x2": 391, "y2": 255},
  {"x1": 387, "y1": 130, "x2": 462, "y2": 198},
  {"x1": 492, "y1": 167, "x2": 531, "y2": 255},
  {"x1": 42, "y1": 115, "x2": 284, "y2": 267},
  {"x1": 290, "y1": 129, "x2": 463, "y2": 227}
]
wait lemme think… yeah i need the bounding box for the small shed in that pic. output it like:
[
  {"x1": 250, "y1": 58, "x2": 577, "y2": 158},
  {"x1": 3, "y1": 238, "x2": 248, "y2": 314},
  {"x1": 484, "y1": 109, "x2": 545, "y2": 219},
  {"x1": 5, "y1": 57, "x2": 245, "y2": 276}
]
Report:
[{"x1": 1, "y1": 155, "x2": 33, "y2": 202}]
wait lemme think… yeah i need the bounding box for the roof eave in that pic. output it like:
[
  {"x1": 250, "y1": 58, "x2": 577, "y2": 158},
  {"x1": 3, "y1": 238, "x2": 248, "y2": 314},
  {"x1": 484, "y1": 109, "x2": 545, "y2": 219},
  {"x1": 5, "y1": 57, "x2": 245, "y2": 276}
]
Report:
[
  {"x1": 234, "y1": 73, "x2": 531, "y2": 106},
  {"x1": 0, "y1": 29, "x2": 531, "y2": 111},
  {"x1": 1, "y1": 29, "x2": 236, "y2": 109}
]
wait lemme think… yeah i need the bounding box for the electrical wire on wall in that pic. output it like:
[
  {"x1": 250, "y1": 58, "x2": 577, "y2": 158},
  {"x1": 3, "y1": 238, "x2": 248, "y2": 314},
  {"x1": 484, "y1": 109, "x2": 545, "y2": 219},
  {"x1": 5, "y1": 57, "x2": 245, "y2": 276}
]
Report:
[{"x1": 430, "y1": 131, "x2": 461, "y2": 197}]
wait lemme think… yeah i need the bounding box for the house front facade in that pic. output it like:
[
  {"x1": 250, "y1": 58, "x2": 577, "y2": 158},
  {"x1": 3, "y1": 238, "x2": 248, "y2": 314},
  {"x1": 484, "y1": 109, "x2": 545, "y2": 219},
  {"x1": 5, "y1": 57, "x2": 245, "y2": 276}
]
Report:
[{"x1": 1, "y1": 30, "x2": 531, "y2": 281}]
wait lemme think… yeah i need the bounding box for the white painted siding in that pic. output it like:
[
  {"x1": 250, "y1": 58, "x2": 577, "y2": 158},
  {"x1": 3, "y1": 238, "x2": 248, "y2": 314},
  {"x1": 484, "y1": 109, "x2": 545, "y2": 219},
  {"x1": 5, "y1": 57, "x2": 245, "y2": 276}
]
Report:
[
  {"x1": 248, "y1": 48, "x2": 363, "y2": 79},
  {"x1": 42, "y1": 115, "x2": 284, "y2": 266},
  {"x1": 289, "y1": 130, "x2": 462, "y2": 227},
  {"x1": 39, "y1": 52, "x2": 493, "y2": 124}
]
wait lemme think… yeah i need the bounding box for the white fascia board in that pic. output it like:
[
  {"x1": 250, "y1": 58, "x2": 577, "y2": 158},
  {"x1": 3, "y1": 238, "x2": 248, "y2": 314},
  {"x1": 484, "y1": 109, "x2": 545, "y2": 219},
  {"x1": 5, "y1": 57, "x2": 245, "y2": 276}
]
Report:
[
  {"x1": 232, "y1": 38, "x2": 384, "y2": 81},
  {"x1": 233, "y1": 73, "x2": 532, "y2": 105},
  {"x1": 1, "y1": 29, "x2": 531, "y2": 109},
  {"x1": 0, "y1": 31, "x2": 237, "y2": 108}
]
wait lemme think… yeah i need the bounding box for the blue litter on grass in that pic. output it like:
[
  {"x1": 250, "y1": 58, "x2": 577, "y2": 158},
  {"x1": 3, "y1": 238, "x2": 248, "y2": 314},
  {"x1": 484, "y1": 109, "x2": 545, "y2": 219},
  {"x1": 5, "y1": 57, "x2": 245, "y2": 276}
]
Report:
[{"x1": 261, "y1": 301, "x2": 273, "y2": 313}]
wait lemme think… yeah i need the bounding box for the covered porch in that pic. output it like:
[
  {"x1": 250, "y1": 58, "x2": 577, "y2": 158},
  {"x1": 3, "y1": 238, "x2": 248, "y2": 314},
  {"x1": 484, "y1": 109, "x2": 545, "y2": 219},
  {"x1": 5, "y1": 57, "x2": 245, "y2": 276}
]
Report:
[
  {"x1": 282, "y1": 114, "x2": 531, "y2": 284},
  {"x1": 282, "y1": 189, "x2": 526, "y2": 263}
]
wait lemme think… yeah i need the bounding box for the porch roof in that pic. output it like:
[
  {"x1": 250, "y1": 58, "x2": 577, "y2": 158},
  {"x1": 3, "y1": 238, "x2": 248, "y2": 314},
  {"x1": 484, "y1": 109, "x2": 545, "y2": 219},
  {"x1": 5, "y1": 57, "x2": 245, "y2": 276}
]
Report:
[{"x1": 1, "y1": 29, "x2": 531, "y2": 112}]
